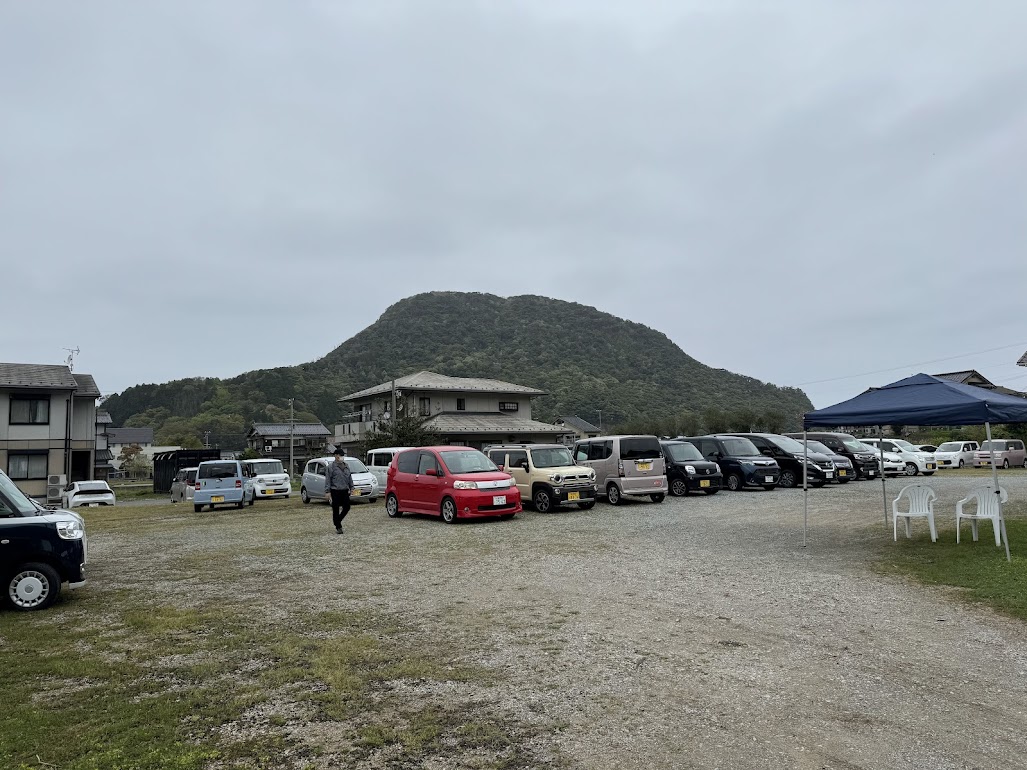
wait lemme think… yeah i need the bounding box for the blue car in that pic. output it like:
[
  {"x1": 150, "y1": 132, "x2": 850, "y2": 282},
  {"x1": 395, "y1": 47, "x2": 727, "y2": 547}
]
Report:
[{"x1": 193, "y1": 460, "x2": 255, "y2": 512}]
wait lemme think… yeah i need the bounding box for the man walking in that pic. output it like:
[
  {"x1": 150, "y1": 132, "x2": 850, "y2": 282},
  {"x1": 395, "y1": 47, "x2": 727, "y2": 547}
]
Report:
[{"x1": 325, "y1": 449, "x2": 354, "y2": 534}]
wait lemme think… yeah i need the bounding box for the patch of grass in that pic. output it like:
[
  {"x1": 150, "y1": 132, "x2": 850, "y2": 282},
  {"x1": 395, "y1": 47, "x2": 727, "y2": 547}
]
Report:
[{"x1": 876, "y1": 514, "x2": 1027, "y2": 620}]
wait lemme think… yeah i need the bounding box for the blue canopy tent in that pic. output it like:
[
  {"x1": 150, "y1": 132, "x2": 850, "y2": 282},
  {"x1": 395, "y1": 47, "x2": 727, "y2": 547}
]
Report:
[{"x1": 801, "y1": 373, "x2": 1027, "y2": 561}]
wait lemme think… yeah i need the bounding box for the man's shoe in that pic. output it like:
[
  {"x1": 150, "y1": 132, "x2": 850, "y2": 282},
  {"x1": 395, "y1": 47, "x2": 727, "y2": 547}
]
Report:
[{"x1": 335, "y1": 526, "x2": 343, "y2": 534}]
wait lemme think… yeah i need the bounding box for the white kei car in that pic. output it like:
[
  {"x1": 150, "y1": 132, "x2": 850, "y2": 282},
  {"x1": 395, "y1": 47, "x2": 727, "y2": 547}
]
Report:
[
  {"x1": 861, "y1": 438, "x2": 937, "y2": 476},
  {"x1": 62, "y1": 480, "x2": 117, "y2": 508},
  {"x1": 857, "y1": 443, "x2": 905, "y2": 476},
  {"x1": 934, "y1": 441, "x2": 980, "y2": 469}
]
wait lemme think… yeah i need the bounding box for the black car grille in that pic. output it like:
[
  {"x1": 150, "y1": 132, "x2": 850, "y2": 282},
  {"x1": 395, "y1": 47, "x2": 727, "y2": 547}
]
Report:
[
  {"x1": 479, "y1": 502, "x2": 517, "y2": 512},
  {"x1": 816, "y1": 461, "x2": 834, "y2": 470}
]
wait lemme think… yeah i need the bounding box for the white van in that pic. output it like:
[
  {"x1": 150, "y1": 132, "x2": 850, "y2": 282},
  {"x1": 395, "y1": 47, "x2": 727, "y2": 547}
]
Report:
[
  {"x1": 934, "y1": 441, "x2": 979, "y2": 469},
  {"x1": 861, "y1": 438, "x2": 936, "y2": 476},
  {"x1": 365, "y1": 447, "x2": 413, "y2": 489},
  {"x1": 240, "y1": 458, "x2": 292, "y2": 500}
]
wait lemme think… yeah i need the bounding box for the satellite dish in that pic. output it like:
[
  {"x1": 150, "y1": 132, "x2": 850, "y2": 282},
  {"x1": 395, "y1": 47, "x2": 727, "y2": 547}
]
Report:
[{"x1": 383, "y1": 411, "x2": 391, "y2": 420}]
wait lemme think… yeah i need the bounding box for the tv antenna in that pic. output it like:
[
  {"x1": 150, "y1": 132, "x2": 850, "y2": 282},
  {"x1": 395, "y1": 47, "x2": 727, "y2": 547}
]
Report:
[{"x1": 63, "y1": 346, "x2": 81, "y2": 371}]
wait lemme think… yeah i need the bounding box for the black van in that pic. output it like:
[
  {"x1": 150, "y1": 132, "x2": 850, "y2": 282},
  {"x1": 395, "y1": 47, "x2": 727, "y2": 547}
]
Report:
[
  {"x1": 679, "y1": 435, "x2": 781, "y2": 491},
  {"x1": 725, "y1": 433, "x2": 835, "y2": 489},
  {"x1": 784, "y1": 432, "x2": 880, "y2": 480},
  {"x1": 0, "y1": 470, "x2": 87, "y2": 611}
]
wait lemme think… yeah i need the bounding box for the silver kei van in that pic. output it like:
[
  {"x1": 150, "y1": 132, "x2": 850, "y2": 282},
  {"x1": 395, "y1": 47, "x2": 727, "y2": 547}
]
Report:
[
  {"x1": 572, "y1": 435, "x2": 668, "y2": 505},
  {"x1": 365, "y1": 447, "x2": 413, "y2": 490},
  {"x1": 974, "y1": 439, "x2": 1027, "y2": 469}
]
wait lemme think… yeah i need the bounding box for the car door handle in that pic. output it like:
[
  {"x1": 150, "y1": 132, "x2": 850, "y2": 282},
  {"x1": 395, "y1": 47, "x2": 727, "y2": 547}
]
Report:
[{"x1": 1, "y1": 540, "x2": 9, "y2": 545}]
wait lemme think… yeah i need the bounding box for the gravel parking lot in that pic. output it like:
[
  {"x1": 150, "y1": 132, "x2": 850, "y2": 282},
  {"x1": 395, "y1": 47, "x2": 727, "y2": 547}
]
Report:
[{"x1": 89, "y1": 473, "x2": 1027, "y2": 769}]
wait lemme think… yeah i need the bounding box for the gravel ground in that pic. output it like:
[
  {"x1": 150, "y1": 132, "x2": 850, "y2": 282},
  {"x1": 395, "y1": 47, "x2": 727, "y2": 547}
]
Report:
[{"x1": 89, "y1": 473, "x2": 1027, "y2": 769}]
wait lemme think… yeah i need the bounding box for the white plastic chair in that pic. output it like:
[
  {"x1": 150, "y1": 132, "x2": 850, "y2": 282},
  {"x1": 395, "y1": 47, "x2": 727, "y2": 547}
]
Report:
[
  {"x1": 892, "y1": 484, "x2": 938, "y2": 542},
  {"x1": 956, "y1": 485, "x2": 1008, "y2": 547}
]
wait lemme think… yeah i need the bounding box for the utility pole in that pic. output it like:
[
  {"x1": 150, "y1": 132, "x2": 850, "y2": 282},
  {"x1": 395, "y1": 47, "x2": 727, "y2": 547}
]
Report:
[
  {"x1": 596, "y1": 410, "x2": 603, "y2": 431},
  {"x1": 288, "y1": 398, "x2": 295, "y2": 479},
  {"x1": 203, "y1": 430, "x2": 211, "y2": 449},
  {"x1": 391, "y1": 379, "x2": 397, "y2": 442}
]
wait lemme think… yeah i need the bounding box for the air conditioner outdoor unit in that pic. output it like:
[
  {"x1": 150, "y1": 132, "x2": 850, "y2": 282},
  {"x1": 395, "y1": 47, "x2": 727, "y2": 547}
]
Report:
[
  {"x1": 48, "y1": 474, "x2": 67, "y2": 486},
  {"x1": 264, "y1": 444, "x2": 273, "y2": 454},
  {"x1": 47, "y1": 486, "x2": 63, "y2": 503}
]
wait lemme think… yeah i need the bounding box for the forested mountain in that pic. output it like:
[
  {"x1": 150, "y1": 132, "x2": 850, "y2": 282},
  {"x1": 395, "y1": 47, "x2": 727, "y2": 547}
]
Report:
[{"x1": 103, "y1": 292, "x2": 813, "y2": 447}]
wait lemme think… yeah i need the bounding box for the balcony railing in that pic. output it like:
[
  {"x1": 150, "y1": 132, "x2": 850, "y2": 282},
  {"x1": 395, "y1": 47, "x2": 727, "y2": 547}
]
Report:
[{"x1": 335, "y1": 421, "x2": 377, "y2": 442}]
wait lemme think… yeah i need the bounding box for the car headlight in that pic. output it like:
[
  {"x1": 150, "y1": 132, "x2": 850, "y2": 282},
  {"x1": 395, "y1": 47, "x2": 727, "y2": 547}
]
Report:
[
  {"x1": 453, "y1": 480, "x2": 478, "y2": 490},
  {"x1": 57, "y1": 520, "x2": 85, "y2": 540},
  {"x1": 740, "y1": 461, "x2": 755, "y2": 468},
  {"x1": 549, "y1": 474, "x2": 562, "y2": 483},
  {"x1": 684, "y1": 465, "x2": 696, "y2": 474},
  {"x1": 588, "y1": 470, "x2": 596, "y2": 481}
]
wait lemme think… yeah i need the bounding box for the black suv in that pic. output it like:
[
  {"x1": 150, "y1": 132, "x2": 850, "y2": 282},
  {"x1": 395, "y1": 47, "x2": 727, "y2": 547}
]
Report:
[
  {"x1": 679, "y1": 435, "x2": 781, "y2": 491},
  {"x1": 784, "y1": 432, "x2": 880, "y2": 480},
  {"x1": 660, "y1": 440, "x2": 722, "y2": 496},
  {"x1": 724, "y1": 433, "x2": 835, "y2": 489},
  {"x1": 0, "y1": 471, "x2": 87, "y2": 611}
]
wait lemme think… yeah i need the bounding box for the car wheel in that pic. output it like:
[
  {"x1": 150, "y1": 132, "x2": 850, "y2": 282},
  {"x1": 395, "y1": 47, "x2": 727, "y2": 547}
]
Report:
[
  {"x1": 904, "y1": 463, "x2": 918, "y2": 476},
  {"x1": 441, "y1": 497, "x2": 458, "y2": 523},
  {"x1": 248, "y1": 492, "x2": 255, "y2": 506},
  {"x1": 300, "y1": 487, "x2": 310, "y2": 504},
  {"x1": 386, "y1": 493, "x2": 402, "y2": 518},
  {"x1": 606, "y1": 484, "x2": 622, "y2": 505},
  {"x1": 725, "y1": 473, "x2": 742, "y2": 491},
  {"x1": 703, "y1": 488, "x2": 719, "y2": 495},
  {"x1": 236, "y1": 499, "x2": 244, "y2": 509},
  {"x1": 1023, "y1": 458, "x2": 1027, "y2": 469},
  {"x1": 669, "y1": 477, "x2": 689, "y2": 497},
  {"x1": 650, "y1": 493, "x2": 665, "y2": 503},
  {"x1": 778, "y1": 470, "x2": 797, "y2": 489},
  {"x1": 194, "y1": 504, "x2": 202, "y2": 512},
  {"x1": 6, "y1": 562, "x2": 61, "y2": 611},
  {"x1": 1003, "y1": 459, "x2": 1010, "y2": 469},
  {"x1": 958, "y1": 460, "x2": 964, "y2": 468},
  {"x1": 533, "y1": 488, "x2": 553, "y2": 513},
  {"x1": 577, "y1": 500, "x2": 596, "y2": 510}
]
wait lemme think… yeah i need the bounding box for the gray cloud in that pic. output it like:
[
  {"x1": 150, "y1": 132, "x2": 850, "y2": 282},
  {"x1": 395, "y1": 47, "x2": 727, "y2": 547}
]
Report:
[{"x1": 2, "y1": 1, "x2": 1026, "y2": 407}]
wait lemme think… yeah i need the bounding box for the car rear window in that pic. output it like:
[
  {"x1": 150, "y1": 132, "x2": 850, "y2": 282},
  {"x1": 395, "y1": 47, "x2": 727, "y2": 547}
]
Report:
[
  {"x1": 619, "y1": 438, "x2": 662, "y2": 461},
  {"x1": 198, "y1": 462, "x2": 239, "y2": 479}
]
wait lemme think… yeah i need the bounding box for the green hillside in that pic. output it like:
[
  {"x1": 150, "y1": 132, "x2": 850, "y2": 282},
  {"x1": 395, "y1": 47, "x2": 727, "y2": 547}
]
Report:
[{"x1": 103, "y1": 292, "x2": 813, "y2": 447}]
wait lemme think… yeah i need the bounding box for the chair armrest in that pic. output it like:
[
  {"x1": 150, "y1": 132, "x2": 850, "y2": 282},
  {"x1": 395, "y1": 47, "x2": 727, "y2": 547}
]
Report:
[{"x1": 956, "y1": 498, "x2": 970, "y2": 516}]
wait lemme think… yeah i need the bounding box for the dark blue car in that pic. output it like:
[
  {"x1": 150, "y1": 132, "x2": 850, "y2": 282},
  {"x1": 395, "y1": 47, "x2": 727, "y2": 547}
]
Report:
[{"x1": 678, "y1": 436, "x2": 781, "y2": 491}]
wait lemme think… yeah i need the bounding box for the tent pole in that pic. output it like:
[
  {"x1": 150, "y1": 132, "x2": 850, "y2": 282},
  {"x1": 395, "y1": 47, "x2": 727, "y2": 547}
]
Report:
[
  {"x1": 803, "y1": 429, "x2": 808, "y2": 548},
  {"x1": 879, "y1": 426, "x2": 888, "y2": 526},
  {"x1": 985, "y1": 422, "x2": 1011, "y2": 563}
]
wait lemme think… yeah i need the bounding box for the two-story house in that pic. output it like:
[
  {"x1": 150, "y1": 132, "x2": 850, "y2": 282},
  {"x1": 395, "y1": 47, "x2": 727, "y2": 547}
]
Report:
[
  {"x1": 334, "y1": 371, "x2": 571, "y2": 450},
  {"x1": 0, "y1": 363, "x2": 102, "y2": 498},
  {"x1": 246, "y1": 423, "x2": 332, "y2": 473},
  {"x1": 554, "y1": 415, "x2": 602, "y2": 445},
  {"x1": 94, "y1": 409, "x2": 114, "y2": 480},
  {"x1": 107, "y1": 427, "x2": 155, "y2": 470}
]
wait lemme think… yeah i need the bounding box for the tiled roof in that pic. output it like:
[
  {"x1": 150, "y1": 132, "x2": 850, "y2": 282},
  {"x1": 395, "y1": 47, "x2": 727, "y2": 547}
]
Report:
[
  {"x1": 107, "y1": 427, "x2": 155, "y2": 445},
  {"x1": 250, "y1": 423, "x2": 331, "y2": 437},
  {"x1": 0, "y1": 363, "x2": 78, "y2": 390},
  {"x1": 96, "y1": 410, "x2": 113, "y2": 424},
  {"x1": 73, "y1": 373, "x2": 101, "y2": 397},
  {"x1": 428, "y1": 413, "x2": 570, "y2": 435},
  {"x1": 934, "y1": 370, "x2": 991, "y2": 386},
  {"x1": 1019, "y1": 351, "x2": 1027, "y2": 367},
  {"x1": 95, "y1": 449, "x2": 114, "y2": 462},
  {"x1": 557, "y1": 415, "x2": 601, "y2": 433},
  {"x1": 340, "y1": 371, "x2": 546, "y2": 402}
]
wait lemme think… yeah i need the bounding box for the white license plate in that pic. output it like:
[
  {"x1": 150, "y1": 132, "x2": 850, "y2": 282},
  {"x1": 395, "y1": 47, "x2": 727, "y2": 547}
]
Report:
[
  {"x1": 867, "y1": 471, "x2": 876, "y2": 477},
  {"x1": 493, "y1": 495, "x2": 506, "y2": 505},
  {"x1": 211, "y1": 495, "x2": 224, "y2": 503},
  {"x1": 765, "y1": 476, "x2": 774, "y2": 483},
  {"x1": 825, "y1": 471, "x2": 834, "y2": 478}
]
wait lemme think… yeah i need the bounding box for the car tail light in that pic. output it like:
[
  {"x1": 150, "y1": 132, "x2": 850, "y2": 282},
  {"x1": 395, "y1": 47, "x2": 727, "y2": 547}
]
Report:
[
  {"x1": 618, "y1": 460, "x2": 624, "y2": 477},
  {"x1": 235, "y1": 480, "x2": 242, "y2": 488},
  {"x1": 194, "y1": 482, "x2": 201, "y2": 490}
]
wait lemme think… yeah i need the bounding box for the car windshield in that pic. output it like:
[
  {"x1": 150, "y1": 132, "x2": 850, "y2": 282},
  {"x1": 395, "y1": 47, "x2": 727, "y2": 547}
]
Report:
[
  {"x1": 842, "y1": 439, "x2": 867, "y2": 452},
  {"x1": 721, "y1": 438, "x2": 760, "y2": 456},
  {"x1": 767, "y1": 435, "x2": 806, "y2": 453},
  {"x1": 858, "y1": 443, "x2": 881, "y2": 453},
  {"x1": 663, "y1": 442, "x2": 704, "y2": 462},
  {"x1": 250, "y1": 461, "x2": 284, "y2": 475},
  {"x1": 980, "y1": 441, "x2": 1006, "y2": 451},
  {"x1": 530, "y1": 447, "x2": 574, "y2": 468},
  {"x1": 439, "y1": 450, "x2": 498, "y2": 474},
  {"x1": 801, "y1": 440, "x2": 832, "y2": 455},
  {"x1": 0, "y1": 471, "x2": 39, "y2": 515},
  {"x1": 937, "y1": 442, "x2": 963, "y2": 452},
  {"x1": 893, "y1": 440, "x2": 917, "y2": 451},
  {"x1": 344, "y1": 457, "x2": 369, "y2": 473}
]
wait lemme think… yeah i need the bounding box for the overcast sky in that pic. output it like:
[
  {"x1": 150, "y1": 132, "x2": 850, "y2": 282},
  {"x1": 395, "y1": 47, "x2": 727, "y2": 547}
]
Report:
[{"x1": 3, "y1": 1, "x2": 1026, "y2": 409}]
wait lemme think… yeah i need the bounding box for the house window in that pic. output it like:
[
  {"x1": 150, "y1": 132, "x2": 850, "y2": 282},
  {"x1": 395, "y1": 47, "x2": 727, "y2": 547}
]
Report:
[
  {"x1": 9, "y1": 452, "x2": 48, "y2": 480},
  {"x1": 499, "y1": 402, "x2": 519, "y2": 412},
  {"x1": 419, "y1": 397, "x2": 431, "y2": 416},
  {"x1": 10, "y1": 398, "x2": 50, "y2": 425},
  {"x1": 457, "y1": 398, "x2": 466, "y2": 411}
]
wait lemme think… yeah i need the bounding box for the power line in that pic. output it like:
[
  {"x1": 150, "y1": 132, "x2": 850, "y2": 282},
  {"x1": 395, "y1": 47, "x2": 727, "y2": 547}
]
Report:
[{"x1": 796, "y1": 341, "x2": 1027, "y2": 387}]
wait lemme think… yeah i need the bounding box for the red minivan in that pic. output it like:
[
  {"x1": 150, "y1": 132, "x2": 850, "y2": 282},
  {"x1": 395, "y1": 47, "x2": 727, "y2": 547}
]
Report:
[{"x1": 385, "y1": 446, "x2": 522, "y2": 523}]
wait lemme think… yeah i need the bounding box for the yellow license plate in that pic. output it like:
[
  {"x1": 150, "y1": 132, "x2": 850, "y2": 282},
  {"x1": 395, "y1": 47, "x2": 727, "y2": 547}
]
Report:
[
  {"x1": 211, "y1": 496, "x2": 224, "y2": 503},
  {"x1": 352, "y1": 489, "x2": 361, "y2": 496},
  {"x1": 637, "y1": 461, "x2": 652, "y2": 471},
  {"x1": 263, "y1": 489, "x2": 273, "y2": 494},
  {"x1": 839, "y1": 470, "x2": 847, "y2": 476},
  {"x1": 567, "y1": 491, "x2": 580, "y2": 501},
  {"x1": 700, "y1": 480, "x2": 710, "y2": 488}
]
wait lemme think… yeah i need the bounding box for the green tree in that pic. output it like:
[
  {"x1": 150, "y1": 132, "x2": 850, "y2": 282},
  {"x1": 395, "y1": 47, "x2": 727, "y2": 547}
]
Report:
[
  {"x1": 117, "y1": 444, "x2": 151, "y2": 478},
  {"x1": 239, "y1": 447, "x2": 261, "y2": 460},
  {"x1": 360, "y1": 414, "x2": 440, "y2": 455}
]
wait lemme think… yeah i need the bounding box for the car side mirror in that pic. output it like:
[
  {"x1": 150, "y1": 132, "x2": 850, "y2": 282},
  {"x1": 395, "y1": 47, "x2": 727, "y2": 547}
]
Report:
[
  {"x1": 761, "y1": 449, "x2": 773, "y2": 456},
  {"x1": 425, "y1": 468, "x2": 438, "y2": 477},
  {"x1": 496, "y1": 465, "x2": 505, "y2": 472},
  {"x1": 519, "y1": 460, "x2": 530, "y2": 471}
]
